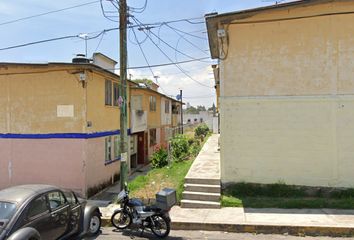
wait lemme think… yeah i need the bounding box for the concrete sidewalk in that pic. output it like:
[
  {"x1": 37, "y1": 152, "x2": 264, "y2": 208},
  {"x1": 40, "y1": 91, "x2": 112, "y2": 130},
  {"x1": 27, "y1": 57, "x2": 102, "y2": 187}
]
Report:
[{"x1": 170, "y1": 206, "x2": 354, "y2": 237}]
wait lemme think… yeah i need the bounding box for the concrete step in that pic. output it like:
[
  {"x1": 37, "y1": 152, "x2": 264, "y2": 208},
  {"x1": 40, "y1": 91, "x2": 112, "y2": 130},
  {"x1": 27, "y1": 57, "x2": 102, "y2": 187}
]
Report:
[
  {"x1": 184, "y1": 183, "x2": 221, "y2": 193},
  {"x1": 185, "y1": 178, "x2": 220, "y2": 185},
  {"x1": 181, "y1": 199, "x2": 221, "y2": 209},
  {"x1": 182, "y1": 191, "x2": 220, "y2": 202}
]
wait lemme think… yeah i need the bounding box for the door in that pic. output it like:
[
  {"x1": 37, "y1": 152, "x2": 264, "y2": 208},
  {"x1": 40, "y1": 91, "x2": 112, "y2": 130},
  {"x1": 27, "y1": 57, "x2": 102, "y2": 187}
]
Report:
[
  {"x1": 22, "y1": 195, "x2": 52, "y2": 239},
  {"x1": 46, "y1": 191, "x2": 70, "y2": 239},
  {"x1": 137, "y1": 132, "x2": 145, "y2": 165},
  {"x1": 63, "y1": 191, "x2": 82, "y2": 235}
]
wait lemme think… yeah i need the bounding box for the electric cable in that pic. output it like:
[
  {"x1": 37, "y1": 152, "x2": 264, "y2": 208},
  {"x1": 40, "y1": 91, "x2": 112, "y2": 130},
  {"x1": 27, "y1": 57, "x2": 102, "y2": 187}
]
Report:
[
  {"x1": 0, "y1": 0, "x2": 100, "y2": 27},
  {"x1": 130, "y1": 16, "x2": 213, "y2": 89}
]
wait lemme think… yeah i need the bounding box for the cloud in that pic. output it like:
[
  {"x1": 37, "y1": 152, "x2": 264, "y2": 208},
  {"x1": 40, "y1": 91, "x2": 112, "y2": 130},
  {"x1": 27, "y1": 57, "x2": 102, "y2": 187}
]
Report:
[{"x1": 129, "y1": 62, "x2": 216, "y2": 107}]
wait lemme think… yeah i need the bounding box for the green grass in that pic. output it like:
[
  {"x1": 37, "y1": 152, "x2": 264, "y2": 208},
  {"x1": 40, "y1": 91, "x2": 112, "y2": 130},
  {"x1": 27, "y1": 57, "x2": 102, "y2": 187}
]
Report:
[
  {"x1": 128, "y1": 133, "x2": 211, "y2": 203},
  {"x1": 128, "y1": 159, "x2": 194, "y2": 202},
  {"x1": 222, "y1": 183, "x2": 354, "y2": 209}
]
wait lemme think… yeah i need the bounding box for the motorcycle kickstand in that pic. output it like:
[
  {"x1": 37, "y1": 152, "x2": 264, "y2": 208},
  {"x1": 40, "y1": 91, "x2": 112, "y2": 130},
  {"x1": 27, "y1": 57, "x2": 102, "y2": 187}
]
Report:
[{"x1": 139, "y1": 225, "x2": 145, "y2": 237}]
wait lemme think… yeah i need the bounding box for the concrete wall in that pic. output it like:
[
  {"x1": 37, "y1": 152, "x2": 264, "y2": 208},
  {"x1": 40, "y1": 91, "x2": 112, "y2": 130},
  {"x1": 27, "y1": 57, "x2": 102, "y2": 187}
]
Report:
[
  {"x1": 0, "y1": 139, "x2": 85, "y2": 193},
  {"x1": 0, "y1": 66, "x2": 86, "y2": 134},
  {"x1": 219, "y1": 1, "x2": 354, "y2": 187}
]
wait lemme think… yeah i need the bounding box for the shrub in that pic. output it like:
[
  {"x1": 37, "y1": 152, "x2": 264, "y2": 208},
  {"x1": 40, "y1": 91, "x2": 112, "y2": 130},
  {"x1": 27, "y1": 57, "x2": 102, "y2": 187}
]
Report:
[
  {"x1": 195, "y1": 124, "x2": 210, "y2": 139},
  {"x1": 189, "y1": 139, "x2": 201, "y2": 157},
  {"x1": 171, "y1": 134, "x2": 190, "y2": 161},
  {"x1": 150, "y1": 147, "x2": 168, "y2": 168}
]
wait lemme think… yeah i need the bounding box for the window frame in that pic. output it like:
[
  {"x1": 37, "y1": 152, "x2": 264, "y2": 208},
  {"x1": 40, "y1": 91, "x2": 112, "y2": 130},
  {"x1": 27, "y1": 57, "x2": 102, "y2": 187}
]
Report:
[
  {"x1": 149, "y1": 96, "x2": 156, "y2": 112},
  {"x1": 149, "y1": 128, "x2": 157, "y2": 146},
  {"x1": 26, "y1": 195, "x2": 49, "y2": 220},
  {"x1": 105, "y1": 136, "x2": 112, "y2": 163},
  {"x1": 113, "y1": 82, "x2": 119, "y2": 107},
  {"x1": 105, "y1": 79, "x2": 112, "y2": 106},
  {"x1": 114, "y1": 135, "x2": 121, "y2": 160},
  {"x1": 47, "y1": 191, "x2": 67, "y2": 211},
  {"x1": 165, "y1": 100, "x2": 170, "y2": 114}
]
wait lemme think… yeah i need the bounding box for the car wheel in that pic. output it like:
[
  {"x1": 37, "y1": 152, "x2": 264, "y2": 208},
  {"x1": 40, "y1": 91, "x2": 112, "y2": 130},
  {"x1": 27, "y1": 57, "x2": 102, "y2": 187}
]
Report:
[{"x1": 88, "y1": 211, "x2": 101, "y2": 236}]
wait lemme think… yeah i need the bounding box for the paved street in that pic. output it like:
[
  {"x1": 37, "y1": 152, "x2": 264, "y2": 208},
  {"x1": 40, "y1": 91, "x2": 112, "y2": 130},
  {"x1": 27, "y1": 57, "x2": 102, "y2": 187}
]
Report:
[{"x1": 86, "y1": 228, "x2": 354, "y2": 240}]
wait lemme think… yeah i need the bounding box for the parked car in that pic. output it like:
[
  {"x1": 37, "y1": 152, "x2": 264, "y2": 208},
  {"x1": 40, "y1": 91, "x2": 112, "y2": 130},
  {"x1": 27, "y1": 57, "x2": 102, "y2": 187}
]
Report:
[{"x1": 0, "y1": 185, "x2": 101, "y2": 240}]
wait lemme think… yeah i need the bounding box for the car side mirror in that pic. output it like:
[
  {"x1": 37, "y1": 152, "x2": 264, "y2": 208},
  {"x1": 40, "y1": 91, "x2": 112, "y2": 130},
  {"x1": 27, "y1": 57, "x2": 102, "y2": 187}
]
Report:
[{"x1": 7, "y1": 227, "x2": 41, "y2": 240}]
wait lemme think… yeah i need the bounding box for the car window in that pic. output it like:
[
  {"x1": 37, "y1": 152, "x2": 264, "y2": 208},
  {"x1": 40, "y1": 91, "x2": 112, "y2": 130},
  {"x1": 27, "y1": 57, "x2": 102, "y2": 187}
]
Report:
[
  {"x1": 47, "y1": 191, "x2": 67, "y2": 210},
  {"x1": 63, "y1": 191, "x2": 78, "y2": 205},
  {"x1": 27, "y1": 196, "x2": 48, "y2": 219},
  {"x1": 0, "y1": 201, "x2": 17, "y2": 220}
]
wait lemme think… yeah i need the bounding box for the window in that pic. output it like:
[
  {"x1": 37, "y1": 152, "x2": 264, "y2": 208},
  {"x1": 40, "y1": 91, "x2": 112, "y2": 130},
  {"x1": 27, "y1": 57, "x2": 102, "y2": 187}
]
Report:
[
  {"x1": 47, "y1": 191, "x2": 67, "y2": 210},
  {"x1": 114, "y1": 135, "x2": 121, "y2": 159},
  {"x1": 63, "y1": 191, "x2": 78, "y2": 205},
  {"x1": 0, "y1": 201, "x2": 16, "y2": 220},
  {"x1": 149, "y1": 96, "x2": 156, "y2": 112},
  {"x1": 149, "y1": 128, "x2": 157, "y2": 146},
  {"x1": 165, "y1": 100, "x2": 170, "y2": 114},
  {"x1": 113, "y1": 82, "x2": 119, "y2": 106},
  {"x1": 27, "y1": 195, "x2": 48, "y2": 219},
  {"x1": 105, "y1": 80, "x2": 112, "y2": 106},
  {"x1": 105, "y1": 136, "x2": 112, "y2": 163}
]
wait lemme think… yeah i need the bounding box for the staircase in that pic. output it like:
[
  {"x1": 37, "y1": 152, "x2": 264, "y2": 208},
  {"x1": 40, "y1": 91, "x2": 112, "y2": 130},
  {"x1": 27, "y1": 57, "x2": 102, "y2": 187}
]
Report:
[
  {"x1": 181, "y1": 134, "x2": 221, "y2": 209},
  {"x1": 181, "y1": 178, "x2": 221, "y2": 208}
]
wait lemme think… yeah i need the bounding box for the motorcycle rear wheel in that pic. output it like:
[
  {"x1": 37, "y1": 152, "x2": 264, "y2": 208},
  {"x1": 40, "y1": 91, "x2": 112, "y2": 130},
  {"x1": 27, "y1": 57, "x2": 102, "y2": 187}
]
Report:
[
  {"x1": 150, "y1": 214, "x2": 170, "y2": 238},
  {"x1": 111, "y1": 210, "x2": 132, "y2": 229}
]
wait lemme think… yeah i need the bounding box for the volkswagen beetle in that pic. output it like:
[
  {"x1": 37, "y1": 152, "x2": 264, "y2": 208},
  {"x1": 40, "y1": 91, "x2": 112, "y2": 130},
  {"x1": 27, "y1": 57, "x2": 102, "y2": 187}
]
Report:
[{"x1": 0, "y1": 185, "x2": 101, "y2": 240}]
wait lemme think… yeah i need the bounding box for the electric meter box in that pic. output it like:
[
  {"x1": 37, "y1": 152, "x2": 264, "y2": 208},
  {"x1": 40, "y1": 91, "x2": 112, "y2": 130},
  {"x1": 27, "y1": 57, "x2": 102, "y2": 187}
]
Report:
[{"x1": 155, "y1": 188, "x2": 176, "y2": 210}]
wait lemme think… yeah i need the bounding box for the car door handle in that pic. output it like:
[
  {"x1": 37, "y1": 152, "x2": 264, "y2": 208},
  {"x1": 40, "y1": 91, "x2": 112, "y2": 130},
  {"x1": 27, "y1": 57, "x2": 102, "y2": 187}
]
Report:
[{"x1": 51, "y1": 213, "x2": 58, "y2": 218}]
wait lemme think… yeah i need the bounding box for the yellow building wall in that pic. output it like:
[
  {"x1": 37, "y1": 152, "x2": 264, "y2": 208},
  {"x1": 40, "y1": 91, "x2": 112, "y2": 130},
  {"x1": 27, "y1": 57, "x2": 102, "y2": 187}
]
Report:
[
  {"x1": 131, "y1": 88, "x2": 161, "y2": 129},
  {"x1": 220, "y1": 1, "x2": 354, "y2": 187},
  {"x1": 0, "y1": 66, "x2": 86, "y2": 134},
  {"x1": 86, "y1": 72, "x2": 128, "y2": 133}
]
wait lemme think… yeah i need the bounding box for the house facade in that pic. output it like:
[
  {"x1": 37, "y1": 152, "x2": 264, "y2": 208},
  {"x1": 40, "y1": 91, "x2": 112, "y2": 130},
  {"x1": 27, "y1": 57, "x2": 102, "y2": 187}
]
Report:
[
  {"x1": 130, "y1": 84, "x2": 182, "y2": 165},
  {"x1": 206, "y1": 0, "x2": 354, "y2": 188},
  {"x1": 0, "y1": 54, "x2": 130, "y2": 197}
]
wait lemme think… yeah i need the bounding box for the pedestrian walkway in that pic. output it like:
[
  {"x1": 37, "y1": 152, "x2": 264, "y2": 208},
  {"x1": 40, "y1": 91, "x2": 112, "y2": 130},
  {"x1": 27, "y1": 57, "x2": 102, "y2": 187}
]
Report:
[
  {"x1": 170, "y1": 206, "x2": 354, "y2": 237},
  {"x1": 181, "y1": 134, "x2": 221, "y2": 208}
]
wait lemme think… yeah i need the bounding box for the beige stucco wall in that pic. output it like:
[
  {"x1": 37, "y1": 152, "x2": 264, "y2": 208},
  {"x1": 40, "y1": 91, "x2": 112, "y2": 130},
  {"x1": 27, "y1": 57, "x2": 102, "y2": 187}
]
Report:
[
  {"x1": 0, "y1": 66, "x2": 86, "y2": 134},
  {"x1": 219, "y1": 1, "x2": 354, "y2": 187}
]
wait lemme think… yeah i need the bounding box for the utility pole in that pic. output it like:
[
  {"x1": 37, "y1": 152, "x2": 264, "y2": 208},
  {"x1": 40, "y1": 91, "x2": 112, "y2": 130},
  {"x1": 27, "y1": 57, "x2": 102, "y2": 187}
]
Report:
[
  {"x1": 119, "y1": 0, "x2": 129, "y2": 190},
  {"x1": 180, "y1": 89, "x2": 183, "y2": 134}
]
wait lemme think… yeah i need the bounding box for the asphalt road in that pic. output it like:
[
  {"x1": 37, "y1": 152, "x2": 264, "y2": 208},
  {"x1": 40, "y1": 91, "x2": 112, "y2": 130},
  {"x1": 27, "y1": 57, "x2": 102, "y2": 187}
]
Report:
[{"x1": 85, "y1": 228, "x2": 354, "y2": 240}]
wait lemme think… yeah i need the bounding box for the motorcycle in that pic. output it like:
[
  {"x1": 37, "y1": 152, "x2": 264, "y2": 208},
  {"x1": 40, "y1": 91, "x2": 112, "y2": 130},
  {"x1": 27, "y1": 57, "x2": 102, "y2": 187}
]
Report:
[{"x1": 110, "y1": 184, "x2": 171, "y2": 238}]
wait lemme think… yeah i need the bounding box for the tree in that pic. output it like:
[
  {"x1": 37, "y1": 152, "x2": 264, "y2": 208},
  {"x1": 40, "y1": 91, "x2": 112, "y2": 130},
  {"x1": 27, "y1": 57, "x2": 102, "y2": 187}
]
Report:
[
  {"x1": 197, "y1": 105, "x2": 206, "y2": 112},
  {"x1": 185, "y1": 106, "x2": 199, "y2": 114},
  {"x1": 133, "y1": 78, "x2": 154, "y2": 85}
]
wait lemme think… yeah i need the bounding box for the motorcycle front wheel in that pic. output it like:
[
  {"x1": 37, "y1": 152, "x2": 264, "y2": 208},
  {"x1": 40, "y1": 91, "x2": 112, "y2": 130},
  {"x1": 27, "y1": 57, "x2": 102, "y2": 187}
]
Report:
[
  {"x1": 150, "y1": 214, "x2": 170, "y2": 238},
  {"x1": 111, "y1": 209, "x2": 132, "y2": 229}
]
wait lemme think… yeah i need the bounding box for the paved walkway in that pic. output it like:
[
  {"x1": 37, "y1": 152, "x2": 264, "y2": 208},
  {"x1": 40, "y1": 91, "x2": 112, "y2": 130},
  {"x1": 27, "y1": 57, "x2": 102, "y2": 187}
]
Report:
[
  {"x1": 185, "y1": 134, "x2": 220, "y2": 181},
  {"x1": 170, "y1": 206, "x2": 354, "y2": 237}
]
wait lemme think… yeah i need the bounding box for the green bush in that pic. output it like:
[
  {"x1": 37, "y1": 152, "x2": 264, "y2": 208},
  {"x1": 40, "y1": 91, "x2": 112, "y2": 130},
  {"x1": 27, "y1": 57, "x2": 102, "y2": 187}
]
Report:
[
  {"x1": 150, "y1": 147, "x2": 168, "y2": 168},
  {"x1": 189, "y1": 139, "x2": 201, "y2": 157},
  {"x1": 171, "y1": 134, "x2": 190, "y2": 162},
  {"x1": 195, "y1": 124, "x2": 210, "y2": 139}
]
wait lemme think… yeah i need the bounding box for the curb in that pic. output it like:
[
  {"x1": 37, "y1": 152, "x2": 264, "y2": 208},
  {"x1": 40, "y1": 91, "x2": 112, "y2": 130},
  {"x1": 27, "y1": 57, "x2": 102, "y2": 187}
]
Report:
[
  {"x1": 102, "y1": 217, "x2": 354, "y2": 237},
  {"x1": 171, "y1": 222, "x2": 354, "y2": 237}
]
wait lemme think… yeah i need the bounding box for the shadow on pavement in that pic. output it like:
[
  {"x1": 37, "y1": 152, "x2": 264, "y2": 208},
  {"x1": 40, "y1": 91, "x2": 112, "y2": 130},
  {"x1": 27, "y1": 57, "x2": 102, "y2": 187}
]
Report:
[{"x1": 114, "y1": 228, "x2": 184, "y2": 240}]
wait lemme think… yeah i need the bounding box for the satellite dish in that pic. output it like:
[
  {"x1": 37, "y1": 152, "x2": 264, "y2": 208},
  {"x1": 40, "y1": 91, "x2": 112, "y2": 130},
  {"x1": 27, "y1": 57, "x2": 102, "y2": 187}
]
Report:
[{"x1": 176, "y1": 94, "x2": 181, "y2": 100}]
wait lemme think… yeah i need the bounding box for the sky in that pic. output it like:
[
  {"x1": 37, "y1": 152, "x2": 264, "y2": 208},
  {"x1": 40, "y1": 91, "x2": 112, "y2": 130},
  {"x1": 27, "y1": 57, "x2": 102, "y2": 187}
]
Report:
[{"x1": 0, "y1": 0, "x2": 293, "y2": 108}]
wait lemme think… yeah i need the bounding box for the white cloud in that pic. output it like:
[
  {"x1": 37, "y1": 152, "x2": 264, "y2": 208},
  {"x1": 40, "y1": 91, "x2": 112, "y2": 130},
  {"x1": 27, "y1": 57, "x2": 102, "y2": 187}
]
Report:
[{"x1": 129, "y1": 62, "x2": 216, "y2": 107}]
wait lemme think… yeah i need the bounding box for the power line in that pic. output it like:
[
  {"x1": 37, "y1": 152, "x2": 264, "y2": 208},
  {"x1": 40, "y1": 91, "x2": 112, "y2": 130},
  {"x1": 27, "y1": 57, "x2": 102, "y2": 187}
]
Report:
[
  {"x1": 164, "y1": 24, "x2": 207, "y2": 40},
  {"x1": 131, "y1": 16, "x2": 214, "y2": 89},
  {"x1": 120, "y1": 57, "x2": 211, "y2": 70},
  {"x1": 0, "y1": 0, "x2": 100, "y2": 27},
  {"x1": 0, "y1": 17, "x2": 208, "y2": 52}
]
